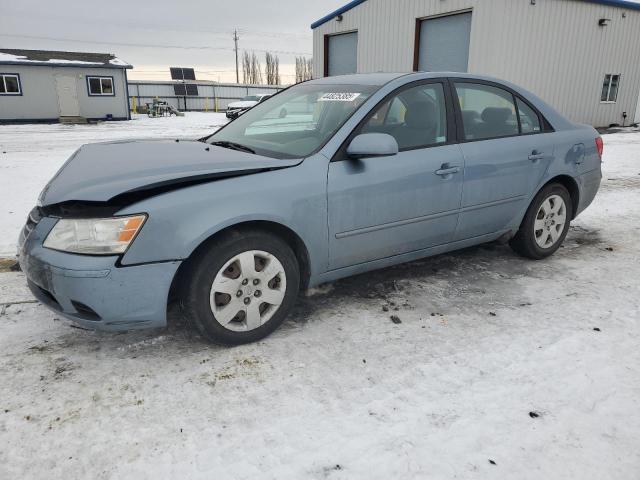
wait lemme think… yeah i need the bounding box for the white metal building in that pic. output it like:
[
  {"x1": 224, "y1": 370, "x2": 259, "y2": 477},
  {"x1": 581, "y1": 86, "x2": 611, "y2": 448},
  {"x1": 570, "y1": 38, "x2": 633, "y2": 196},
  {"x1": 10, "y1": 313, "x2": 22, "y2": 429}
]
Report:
[
  {"x1": 312, "y1": 0, "x2": 640, "y2": 127},
  {"x1": 0, "y1": 49, "x2": 132, "y2": 123}
]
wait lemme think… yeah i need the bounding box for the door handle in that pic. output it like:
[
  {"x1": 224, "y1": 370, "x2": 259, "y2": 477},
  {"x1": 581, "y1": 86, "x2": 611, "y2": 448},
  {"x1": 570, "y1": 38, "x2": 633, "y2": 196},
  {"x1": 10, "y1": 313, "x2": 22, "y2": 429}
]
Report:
[
  {"x1": 528, "y1": 150, "x2": 546, "y2": 161},
  {"x1": 435, "y1": 165, "x2": 460, "y2": 176}
]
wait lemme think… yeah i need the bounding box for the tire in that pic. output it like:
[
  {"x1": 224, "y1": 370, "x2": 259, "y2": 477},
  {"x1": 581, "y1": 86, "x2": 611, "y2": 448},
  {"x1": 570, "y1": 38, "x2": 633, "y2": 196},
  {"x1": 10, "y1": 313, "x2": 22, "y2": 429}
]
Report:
[
  {"x1": 509, "y1": 183, "x2": 572, "y2": 260},
  {"x1": 180, "y1": 229, "x2": 300, "y2": 345}
]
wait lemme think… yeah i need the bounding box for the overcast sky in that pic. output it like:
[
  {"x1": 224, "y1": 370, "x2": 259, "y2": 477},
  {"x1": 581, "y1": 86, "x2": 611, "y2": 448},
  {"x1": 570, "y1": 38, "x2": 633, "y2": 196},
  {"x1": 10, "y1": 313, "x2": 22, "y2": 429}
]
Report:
[{"x1": 0, "y1": 0, "x2": 346, "y2": 83}]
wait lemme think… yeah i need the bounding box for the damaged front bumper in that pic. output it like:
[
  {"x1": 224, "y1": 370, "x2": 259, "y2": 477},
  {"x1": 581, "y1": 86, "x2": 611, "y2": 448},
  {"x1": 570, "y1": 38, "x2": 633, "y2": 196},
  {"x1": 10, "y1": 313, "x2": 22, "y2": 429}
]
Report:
[{"x1": 18, "y1": 214, "x2": 180, "y2": 331}]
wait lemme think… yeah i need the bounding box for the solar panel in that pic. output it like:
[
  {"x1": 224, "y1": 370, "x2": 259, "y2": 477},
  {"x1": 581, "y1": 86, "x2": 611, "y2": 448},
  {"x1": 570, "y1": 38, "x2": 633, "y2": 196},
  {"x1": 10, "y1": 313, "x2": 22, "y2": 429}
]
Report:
[
  {"x1": 186, "y1": 84, "x2": 199, "y2": 96},
  {"x1": 173, "y1": 84, "x2": 186, "y2": 96},
  {"x1": 170, "y1": 67, "x2": 196, "y2": 80},
  {"x1": 182, "y1": 68, "x2": 196, "y2": 80}
]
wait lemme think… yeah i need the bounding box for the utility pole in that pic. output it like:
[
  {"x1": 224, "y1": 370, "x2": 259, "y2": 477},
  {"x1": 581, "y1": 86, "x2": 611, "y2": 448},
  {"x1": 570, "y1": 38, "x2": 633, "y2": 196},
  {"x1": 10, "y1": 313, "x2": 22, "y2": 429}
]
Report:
[{"x1": 233, "y1": 29, "x2": 239, "y2": 84}]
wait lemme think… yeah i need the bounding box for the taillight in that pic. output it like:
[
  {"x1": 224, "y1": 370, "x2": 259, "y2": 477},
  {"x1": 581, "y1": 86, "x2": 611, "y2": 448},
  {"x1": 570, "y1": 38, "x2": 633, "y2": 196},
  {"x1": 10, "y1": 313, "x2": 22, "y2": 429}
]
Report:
[{"x1": 595, "y1": 137, "x2": 604, "y2": 160}]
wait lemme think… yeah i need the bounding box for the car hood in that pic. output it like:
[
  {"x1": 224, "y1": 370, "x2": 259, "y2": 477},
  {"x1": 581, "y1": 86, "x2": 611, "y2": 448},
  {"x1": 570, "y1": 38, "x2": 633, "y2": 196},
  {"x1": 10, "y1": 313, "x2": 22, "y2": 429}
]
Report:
[
  {"x1": 39, "y1": 140, "x2": 301, "y2": 205},
  {"x1": 228, "y1": 101, "x2": 257, "y2": 109}
]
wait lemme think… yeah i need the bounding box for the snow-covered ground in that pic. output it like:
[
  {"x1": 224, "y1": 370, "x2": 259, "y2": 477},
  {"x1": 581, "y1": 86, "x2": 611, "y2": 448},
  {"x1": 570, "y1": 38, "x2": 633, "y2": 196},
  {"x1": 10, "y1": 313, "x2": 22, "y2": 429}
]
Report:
[
  {"x1": 1, "y1": 116, "x2": 639, "y2": 479},
  {"x1": 0, "y1": 113, "x2": 228, "y2": 256}
]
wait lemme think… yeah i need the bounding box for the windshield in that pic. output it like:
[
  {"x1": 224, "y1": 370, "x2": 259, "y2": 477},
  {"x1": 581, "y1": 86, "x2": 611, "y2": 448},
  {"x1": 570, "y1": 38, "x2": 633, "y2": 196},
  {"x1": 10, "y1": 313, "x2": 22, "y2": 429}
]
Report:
[
  {"x1": 242, "y1": 95, "x2": 260, "y2": 102},
  {"x1": 209, "y1": 83, "x2": 377, "y2": 158}
]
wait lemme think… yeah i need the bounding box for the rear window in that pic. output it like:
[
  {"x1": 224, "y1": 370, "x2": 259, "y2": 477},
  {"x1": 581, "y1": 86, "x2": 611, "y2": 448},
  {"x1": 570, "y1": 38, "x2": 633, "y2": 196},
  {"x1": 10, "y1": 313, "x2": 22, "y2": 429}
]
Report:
[
  {"x1": 455, "y1": 82, "x2": 518, "y2": 141},
  {"x1": 516, "y1": 98, "x2": 541, "y2": 134}
]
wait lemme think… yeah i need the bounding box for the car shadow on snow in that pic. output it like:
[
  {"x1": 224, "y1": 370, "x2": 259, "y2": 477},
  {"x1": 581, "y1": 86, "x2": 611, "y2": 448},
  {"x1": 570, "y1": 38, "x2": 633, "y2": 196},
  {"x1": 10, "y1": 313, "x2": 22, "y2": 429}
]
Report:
[
  {"x1": 23, "y1": 224, "x2": 609, "y2": 354},
  {"x1": 287, "y1": 224, "x2": 610, "y2": 328}
]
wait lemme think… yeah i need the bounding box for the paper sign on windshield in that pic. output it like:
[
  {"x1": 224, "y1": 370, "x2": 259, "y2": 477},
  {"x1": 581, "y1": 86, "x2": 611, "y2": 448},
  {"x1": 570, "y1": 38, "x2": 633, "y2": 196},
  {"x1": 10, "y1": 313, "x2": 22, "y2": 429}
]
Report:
[{"x1": 318, "y1": 93, "x2": 361, "y2": 102}]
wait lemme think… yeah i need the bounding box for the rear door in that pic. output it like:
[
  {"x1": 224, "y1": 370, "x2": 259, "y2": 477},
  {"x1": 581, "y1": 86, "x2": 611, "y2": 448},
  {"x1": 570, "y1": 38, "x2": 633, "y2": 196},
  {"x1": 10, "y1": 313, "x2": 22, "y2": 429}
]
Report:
[
  {"x1": 452, "y1": 80, "x2": 555, "y2": 240},
  {"x1": 327, "y1": 80, "x2": 464, "y2": 269}
]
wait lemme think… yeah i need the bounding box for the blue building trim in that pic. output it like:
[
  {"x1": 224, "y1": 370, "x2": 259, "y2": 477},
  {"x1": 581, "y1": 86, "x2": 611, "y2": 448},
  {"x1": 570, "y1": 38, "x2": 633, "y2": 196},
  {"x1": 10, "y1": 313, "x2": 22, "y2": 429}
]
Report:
[
  {"x1": 311, "y1": 0, "x2": 640, "y2": 29},
  {"x1": 590, "y1": 0, "x2": 640, "y2": 11},
  {"x1": 0, "y1": 117, "x2": 129, "y2": 124},
  {"x1": 310, "y1": 0, "x2": 368, "y2": 29},
  {"x1": 124, "y1": 69, "x2": 132, "y2": 120}
]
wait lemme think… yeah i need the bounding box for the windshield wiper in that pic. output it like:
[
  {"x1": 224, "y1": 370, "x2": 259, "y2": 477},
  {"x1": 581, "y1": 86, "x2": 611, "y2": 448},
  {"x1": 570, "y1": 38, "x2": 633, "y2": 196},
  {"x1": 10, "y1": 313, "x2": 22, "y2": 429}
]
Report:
[{"x1": 210, "y1": 140, "x2": 255, "y2": 154}]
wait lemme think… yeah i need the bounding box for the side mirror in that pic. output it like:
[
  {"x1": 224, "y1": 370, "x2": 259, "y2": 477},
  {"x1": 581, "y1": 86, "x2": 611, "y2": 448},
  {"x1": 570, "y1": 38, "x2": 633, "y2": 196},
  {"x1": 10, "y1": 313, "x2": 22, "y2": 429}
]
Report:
[{"x1": 346, "y1": 133, "x2": 399, "y2": 159}]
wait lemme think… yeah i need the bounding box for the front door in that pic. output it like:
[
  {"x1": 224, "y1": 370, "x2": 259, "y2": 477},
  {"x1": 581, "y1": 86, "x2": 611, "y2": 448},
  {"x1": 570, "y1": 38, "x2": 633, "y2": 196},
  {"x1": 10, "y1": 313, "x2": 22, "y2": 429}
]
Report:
[
  {"x1": 452, "y1": 80, "x2": 554, "y2": 240},
  {"x1": 54, "y1": 74, "x2": 80, "y2": 117},
  {"x1": 327, "y1": 81, "x2": 463, "y2": 270}
]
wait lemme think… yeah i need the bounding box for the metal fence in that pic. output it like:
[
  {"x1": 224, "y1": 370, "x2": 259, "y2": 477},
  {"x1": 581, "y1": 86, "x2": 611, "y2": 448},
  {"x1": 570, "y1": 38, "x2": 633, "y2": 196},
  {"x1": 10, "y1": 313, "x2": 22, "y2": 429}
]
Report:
[{"x1": 127, "y1": 80, "x2": 285, "y2": 113}]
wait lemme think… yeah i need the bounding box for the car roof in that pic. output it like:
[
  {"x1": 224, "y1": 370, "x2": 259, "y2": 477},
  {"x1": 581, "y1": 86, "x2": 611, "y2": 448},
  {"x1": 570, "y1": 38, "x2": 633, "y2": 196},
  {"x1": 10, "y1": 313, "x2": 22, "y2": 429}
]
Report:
[
  {"x1": 305, "y1": 72, "x2": 575, "y2": 130},
  {"x1": 306, "y1": 72, "x2": 410, "y2": 86}
]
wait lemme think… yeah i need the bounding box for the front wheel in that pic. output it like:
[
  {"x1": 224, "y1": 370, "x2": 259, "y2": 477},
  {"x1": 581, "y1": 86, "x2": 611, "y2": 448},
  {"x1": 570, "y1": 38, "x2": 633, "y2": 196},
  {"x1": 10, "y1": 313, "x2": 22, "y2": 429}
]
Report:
[
  {"x1": 509, "y1": 183, "x2": 572, "y2": 259},
  {"x1": 180, "y1": 230, "x2": 300, "y2": 345}
]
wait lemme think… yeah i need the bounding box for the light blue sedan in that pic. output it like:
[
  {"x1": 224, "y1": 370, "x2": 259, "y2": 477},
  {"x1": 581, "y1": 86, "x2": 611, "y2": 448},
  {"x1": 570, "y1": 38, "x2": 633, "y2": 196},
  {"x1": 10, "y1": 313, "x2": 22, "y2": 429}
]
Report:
[{"x1": 18, "y1": 73, "x2": 602, "y2": 344}]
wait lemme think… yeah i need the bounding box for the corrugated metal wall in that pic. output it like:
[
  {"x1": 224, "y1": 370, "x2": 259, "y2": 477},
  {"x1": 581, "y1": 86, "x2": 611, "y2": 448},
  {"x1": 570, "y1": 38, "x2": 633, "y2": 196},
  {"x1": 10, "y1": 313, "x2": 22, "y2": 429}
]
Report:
[
  {"x1": 312, "y1": 0, "x2": 640, "y2": 127},
  {"x1": 127, "y1": 81, "x2": 283, "y2": 112}
]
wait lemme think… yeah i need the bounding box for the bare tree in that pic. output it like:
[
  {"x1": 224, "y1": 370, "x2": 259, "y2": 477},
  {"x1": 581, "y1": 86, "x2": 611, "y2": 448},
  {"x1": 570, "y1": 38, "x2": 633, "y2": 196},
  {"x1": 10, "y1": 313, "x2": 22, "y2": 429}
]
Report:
[
  {"x1": 295, "y1": 57, "x2": 313, "y2": 83},
  {"x1": 242, "y1": 51, "x2": 251, "y2": 84},
  {"x1": 251, "y1": 52, "x2": 262, "y2": 84},
  {"x1": 242, "y1": 51, "x2": 263, "y2": 85},
  {"x1": 295, "y1": 57, "x2": 303, "y2": 83},
  {"x1": 265, "y1": 52, "x2": 281, "y2": 85},
  {"x1": 305, "y1": 58, "x2": 313, "y2": 81}
]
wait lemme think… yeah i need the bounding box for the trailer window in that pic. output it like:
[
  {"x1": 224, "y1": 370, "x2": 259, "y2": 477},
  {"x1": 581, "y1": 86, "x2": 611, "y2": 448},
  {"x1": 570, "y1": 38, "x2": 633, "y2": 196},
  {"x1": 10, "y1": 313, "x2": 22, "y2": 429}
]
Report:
[
  {"x1": 87, "y1": 76, "x2": 114, "y2": 96},
  {"x1": 0, "y1": 74, "x2": 21, "y2": 95}
]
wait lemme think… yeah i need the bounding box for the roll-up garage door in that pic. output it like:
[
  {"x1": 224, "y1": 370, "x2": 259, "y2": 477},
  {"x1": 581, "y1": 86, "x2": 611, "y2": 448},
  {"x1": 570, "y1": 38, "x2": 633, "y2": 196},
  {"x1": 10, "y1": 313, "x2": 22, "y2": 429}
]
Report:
[
  {"x1": 417, "y1": 12, "x2": 472, "y2": 72},
  {"x1": 326, "y1": 32, "x2": 358, "y2": 76}
]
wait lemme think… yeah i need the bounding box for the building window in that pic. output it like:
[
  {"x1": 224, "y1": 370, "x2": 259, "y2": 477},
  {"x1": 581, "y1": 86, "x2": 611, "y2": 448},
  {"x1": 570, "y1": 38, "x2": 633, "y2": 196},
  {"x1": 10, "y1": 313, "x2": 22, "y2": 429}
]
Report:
[
  {"x1": 601, "y1": 74, "x2": 620, "y2": 103},
  {"x1": 0, "y1": 74, "x2": 21, "y2": 95},
  {"x1": 87, "y1": 76, "x2": 115, "y2": 96}
]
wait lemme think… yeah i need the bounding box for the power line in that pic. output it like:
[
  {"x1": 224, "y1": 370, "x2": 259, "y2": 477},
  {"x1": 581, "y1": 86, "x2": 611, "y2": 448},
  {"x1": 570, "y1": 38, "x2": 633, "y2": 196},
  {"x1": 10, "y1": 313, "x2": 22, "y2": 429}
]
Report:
[
  {"x1": 3, "y1": 12, "x2": 311, "y2": 39},
  {"x1": 0, "y1": 34, "x2": 312, "y2": 56}
]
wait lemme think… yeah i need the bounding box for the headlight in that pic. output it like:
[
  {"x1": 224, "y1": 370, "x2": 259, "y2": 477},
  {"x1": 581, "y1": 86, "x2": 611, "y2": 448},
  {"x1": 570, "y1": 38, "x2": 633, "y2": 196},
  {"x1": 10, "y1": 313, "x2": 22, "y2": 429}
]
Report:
[{"x1": 43, "y1": 215, "x2": 147, "y2": 255}]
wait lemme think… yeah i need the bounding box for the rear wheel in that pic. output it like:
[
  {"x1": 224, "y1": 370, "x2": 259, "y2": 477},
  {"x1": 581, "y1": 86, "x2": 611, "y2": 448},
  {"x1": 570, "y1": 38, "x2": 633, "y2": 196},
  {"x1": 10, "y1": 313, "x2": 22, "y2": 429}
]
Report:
[
  {"x1": 180, "y1": 230, "x2": 300, "y2": 345},
  {"x1": 509, "y1": 183, "x2": 572, "y2": 259}
]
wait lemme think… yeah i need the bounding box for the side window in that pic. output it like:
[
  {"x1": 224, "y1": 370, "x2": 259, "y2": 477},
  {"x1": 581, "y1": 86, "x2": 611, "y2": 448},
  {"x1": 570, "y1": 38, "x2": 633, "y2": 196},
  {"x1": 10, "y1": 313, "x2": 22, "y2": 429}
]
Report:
[
  {"x1": 87, "y1": 76, "x2": 114, "y2": 96},
  {"x1": 600, "y1": 74, "x2": 620, "y2": 103},
  {"x1": 361, "y1": 83, "x2": 447, "y2": 150},
  {"x1": 455, "y1": 82, "x2": 518, "y2": 140},
  {"x1": 0, "y1": 74, "x2": 22, "y2": 95},
  {"x1": 516, "y1": 98, "x2": 541, "y2": 134}
]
